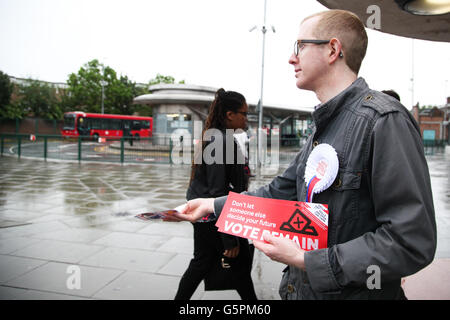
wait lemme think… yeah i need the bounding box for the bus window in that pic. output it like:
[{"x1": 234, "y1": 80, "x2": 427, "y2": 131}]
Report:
[
  {"x1": 141, "y1": 120, "x2": 150, "y2": 129},
  {"x1": 111, "y1": 119, "x2": 121, "y2": 130},
  {"x1": 63, "y1": 114, "x2": 76, "y2": 130},
  {"x1": 103, "y1": 119, "x2": 112, "y2": 130},
  {"x1": 90, "y1": 118, "x2": 101, "y2": 130}
]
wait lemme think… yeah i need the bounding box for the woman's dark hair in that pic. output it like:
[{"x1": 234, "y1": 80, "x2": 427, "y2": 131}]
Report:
[
  {"x1": 204, "y1": 88, "x2": 246, "y2": 131},
  {"x1": 189, "y1": 88, "x2": 246, "y2": 184}
]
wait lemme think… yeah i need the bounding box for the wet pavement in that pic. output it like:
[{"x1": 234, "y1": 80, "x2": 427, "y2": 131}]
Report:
[{"x1": 0, "y1": 152, "x2": 449, "y2": 300}]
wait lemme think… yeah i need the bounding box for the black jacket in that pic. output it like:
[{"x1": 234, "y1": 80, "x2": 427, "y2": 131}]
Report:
[
  {"x1": 214, "y1": 78, "x2": 436, "y2": 299},
  {"x1": 187, "y1": 130, "x2": 249, "y2": 249}
]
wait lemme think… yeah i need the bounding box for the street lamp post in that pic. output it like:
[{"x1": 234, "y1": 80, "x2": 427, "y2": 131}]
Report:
[
  {"x1": 250, "y1": 0, "x2": 275, "y2": 169},
  {"x1": 100, "y1": 80, "x2": 107, "y2": 114}
]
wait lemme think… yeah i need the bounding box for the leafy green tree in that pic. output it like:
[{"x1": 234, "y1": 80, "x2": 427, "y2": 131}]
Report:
[
  {"x1": 419, "y1": 104, "x2": 438, "y2": 110},
  {"x1": 0, "y1": 70, "x2": 23, "y2": 119},
  {"x1": 66, "y1": 59, "x2": 105, "y2": 113},
  {"x1": 148, "y1": 73, "x2": 175, "y2": 86},
  {"x1": 66, "y1": 61, "x2": 185, "y2": 116},
  {"x1": 0, "y1": 71, "x2": 13, "y2": 108},
  {"x1": 0, "y1": 100, "x2": 24, "y2": 119},
  {"x1": 148, "y1": 73, "x2": 185, "y2": 87},
  {"x1": 67, "y1": 59, "x2": 142, "y2": 115},
  {"x1": 15, "y1": 79, "x2": 62, "y2": 120}
]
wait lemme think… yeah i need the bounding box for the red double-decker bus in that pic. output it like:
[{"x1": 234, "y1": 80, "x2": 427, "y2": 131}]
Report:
[{"x1": 61, "y1": 112, "x2": 153, "y2": 139}]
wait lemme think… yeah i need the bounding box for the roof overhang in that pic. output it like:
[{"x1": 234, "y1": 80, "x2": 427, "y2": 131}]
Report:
[
  {"x1": 133, "y1": 93, "x2": 213, "y2": 105},
  {"x1": 133, "y1": 93, "x2": 313, "y2": 116},
  {"x1": 317, "y1": 0, "x2": 450, "y2": 42}
]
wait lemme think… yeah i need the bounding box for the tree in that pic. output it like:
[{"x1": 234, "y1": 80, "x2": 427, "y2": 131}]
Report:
[
  {"x1": 0, "y1": 71, "x2": 13, "y2": 108},
  {"x1": 15, "y1": 79, "x2": 62, "y2": 120},
  {"x1": 418, "y1": 104, "x2": 438, "y2": 110},
  {"x1": 148, "y1": 73, "x2": 175, "y2": 86},
  {"x1": 148, "y1": 73, "x2": 185, "y2": 87},
  {"x1": 66, "y1": 59, "x2": 141, "y2": 115},
  {"x1": 0, "y1": 70, "x2": 23, "y2": 119}
]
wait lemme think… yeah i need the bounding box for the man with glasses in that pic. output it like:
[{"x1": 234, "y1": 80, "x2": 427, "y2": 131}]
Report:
[{"x1": 174, "y1": 9, "x2": 436, "y2": 300}]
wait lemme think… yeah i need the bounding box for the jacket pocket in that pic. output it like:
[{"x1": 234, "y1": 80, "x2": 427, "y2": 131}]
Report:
[
  {"x1": 329, "y1": 170, "x2": 362, "y2": 224},
  {"x1": 331, "y1": 170, "x2": 361, "y2": 191}
]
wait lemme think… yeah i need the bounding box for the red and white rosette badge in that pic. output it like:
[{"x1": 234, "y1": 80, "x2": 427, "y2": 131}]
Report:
[{"x1": 304, "y1": 143, "x2": 339, "y2": 203}]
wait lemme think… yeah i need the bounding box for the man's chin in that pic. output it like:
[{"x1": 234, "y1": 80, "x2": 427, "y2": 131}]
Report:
[
  {"x1": 296, "y1": 80, "x2": 305, "y2": 90},
  {"x1": 296, "y1": 79, "x2": 313, "y2": 91}
]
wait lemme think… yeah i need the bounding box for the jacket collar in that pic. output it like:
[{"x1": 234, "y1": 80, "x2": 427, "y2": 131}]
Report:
[{"x1": 312, "y1": 77, "x2": 369, "y2": 132}]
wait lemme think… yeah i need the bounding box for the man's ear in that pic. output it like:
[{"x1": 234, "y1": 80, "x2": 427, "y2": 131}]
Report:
[{"x1": 329, "y1": 38, "x2": 343, "y2": 64}]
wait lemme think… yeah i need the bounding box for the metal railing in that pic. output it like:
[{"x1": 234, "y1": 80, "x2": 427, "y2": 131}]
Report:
[
  {"x1": 0, "y1": 133, "x2": 308, "y2": 165},
  {"x1": 0, "y1": 134, "x2": 173, "y2": 164},
  {"x1": 423, "y1": 139, "x2": 447, "y2": 155},
  {"x1": 3, "y1": 133, "x2": 445, "y2": 164}
]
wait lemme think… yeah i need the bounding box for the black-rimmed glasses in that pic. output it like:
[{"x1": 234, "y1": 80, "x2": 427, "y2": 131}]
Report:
[
  {"x1": 294, "y1": 39, "x2": 330, "y2": 56},
  {"x1": 236, "y1": 111, "x2": 249, "y2": 117}
]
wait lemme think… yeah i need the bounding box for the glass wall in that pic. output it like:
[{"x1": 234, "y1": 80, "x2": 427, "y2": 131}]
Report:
[{"x1": 155, "y1": 113, "x2": 192, "y2": 135}]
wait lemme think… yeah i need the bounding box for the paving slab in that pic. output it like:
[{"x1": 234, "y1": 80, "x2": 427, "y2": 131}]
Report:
[
  {"x1": 27, "y1": 213, "x2": 74, "y2": 224},
  {"x1": 93, "y1": 271, "x2": 180, "y2": 300},
  {"x1": 0, "y1": 286, "x2": 89, "y2": 300},
  {"x1": 156, "y1": 253, "x2": 192, "y2": 277},
  {"x1": 0, "y1": 237, "x2": 42, "y2": 254},
  {"x1": 155, "y1": 236, "x2": 194, "y2": 254},
  {"x1": 201, "y1": 290, "x2": 242, "y2": 300},
  {"x1": 92, "y1": 231, "x2": 166, "y2": 251},
  {"x1": 30, "y1": 228, "x2": 110, "y2": 243},
  {"x1": 4, "y1": 262, "x2": 123, "y2": 298},
  {"x1": 79, "y1": 247, "x2": 175, "y2": 273},
  {"x1": 138, "y1": 220, "x2": 193, "y2": 238},
  {"x1": 11, "y1": 239, "x2": 104, "y2": 264},
  {"x1": 0, "y1": 255, "x2": 47, "y2": 283},
  {"x1": 0, "y1": 221, "x2": 69, "y2": 239}
]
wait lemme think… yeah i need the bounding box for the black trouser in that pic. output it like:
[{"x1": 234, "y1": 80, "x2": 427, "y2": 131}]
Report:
[{"x1": 174, "y1": 221, "x2": 257, "y2": 300}]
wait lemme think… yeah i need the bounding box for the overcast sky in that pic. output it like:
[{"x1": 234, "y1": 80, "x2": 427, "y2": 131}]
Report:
[{"x1": 0, "y1": 0, "x2": 449, "y2": 110}]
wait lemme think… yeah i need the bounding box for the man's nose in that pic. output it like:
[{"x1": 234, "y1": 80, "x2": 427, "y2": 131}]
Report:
[{"x1": 289, "y1": 52, "x2": 298, "y2": 65}]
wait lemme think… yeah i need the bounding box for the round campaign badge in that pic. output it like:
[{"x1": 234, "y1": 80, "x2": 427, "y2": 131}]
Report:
[{"x1": 304, "y1": 143, "x2": 339, "y2": 202}]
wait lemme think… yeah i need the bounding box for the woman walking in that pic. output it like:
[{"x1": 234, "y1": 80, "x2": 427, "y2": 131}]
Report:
[{"x1": 174, "y1": 88, "x2": 257, "y2": 300}]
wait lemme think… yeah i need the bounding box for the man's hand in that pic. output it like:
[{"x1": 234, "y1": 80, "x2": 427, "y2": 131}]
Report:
[
  {"x1": 254, "y1": 233, "x2": 306, "y2": 270},
  {"x1": 170, "y1": 198, "x2": 215, "y2": 222}
]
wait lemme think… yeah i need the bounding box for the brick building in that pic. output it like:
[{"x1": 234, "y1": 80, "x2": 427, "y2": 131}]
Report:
[{"x1": 412, "y1": 97, "x2": 450, "y2": 142}]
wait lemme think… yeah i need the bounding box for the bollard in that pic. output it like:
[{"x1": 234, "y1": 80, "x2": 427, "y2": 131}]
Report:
[
  {"x1": 44, "y1": 136, "x2": 48, "y2": 160},
  {"x1": 17, "y1": 135, "x2": 21, "y2": 158},
  {"x1": 169, "y1": 138, "x2": 173, "y2": 164},
  {"x1": 78, "y1": 136, "x2": 82, "y2": 161},
  {"x1": 120, "y1": 138, "x2": 124, "y2": 163}
]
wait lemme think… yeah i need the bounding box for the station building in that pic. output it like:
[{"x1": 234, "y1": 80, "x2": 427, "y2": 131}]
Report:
[{"x1": 133, "y1": 83, "x2": 313, "y2": 145}]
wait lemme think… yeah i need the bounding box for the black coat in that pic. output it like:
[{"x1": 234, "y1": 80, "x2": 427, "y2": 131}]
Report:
[{"x1": 187, "y1": 131, "x2": 249, "y2": 249}]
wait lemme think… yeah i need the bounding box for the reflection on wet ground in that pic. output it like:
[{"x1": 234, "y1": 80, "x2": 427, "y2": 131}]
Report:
[{"x1": 426, "y1": 154, "x2": 450, "y2": 258}]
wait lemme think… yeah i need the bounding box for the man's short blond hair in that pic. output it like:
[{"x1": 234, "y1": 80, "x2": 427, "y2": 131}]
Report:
[{"x1": 303, "y1": 10, "x2": 368, "y2": 74}]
